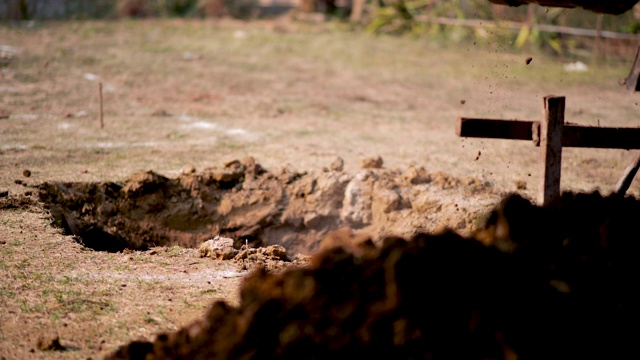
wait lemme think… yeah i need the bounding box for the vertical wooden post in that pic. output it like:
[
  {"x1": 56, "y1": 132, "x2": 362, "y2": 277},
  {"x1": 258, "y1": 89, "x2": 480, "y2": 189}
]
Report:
[
  {"x1": 539, "y1": 96, "x2": 565, "y2": 207},
  {"x1": 98, "y1": 82, "x2": 104, "y2": 129}
]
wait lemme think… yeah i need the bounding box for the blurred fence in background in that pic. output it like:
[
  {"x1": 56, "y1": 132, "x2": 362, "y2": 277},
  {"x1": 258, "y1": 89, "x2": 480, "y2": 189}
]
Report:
[{"x1": 1, "y1": 0, "x2": 639, "y2": 60}]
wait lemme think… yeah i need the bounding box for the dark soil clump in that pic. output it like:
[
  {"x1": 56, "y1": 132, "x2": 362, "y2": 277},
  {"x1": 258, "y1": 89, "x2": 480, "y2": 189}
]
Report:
[{"x1": 106, "y1": 191, "x2": 640, "y2": 360}]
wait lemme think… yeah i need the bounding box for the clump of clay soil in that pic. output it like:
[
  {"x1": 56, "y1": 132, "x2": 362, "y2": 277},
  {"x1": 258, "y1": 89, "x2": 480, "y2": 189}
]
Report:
[
  {"x1": 105, "y1": 191, "x2": 640, "y2": 360},
  {"x1": 37, "y1": 157, "x2": 495, "y2": 255}
]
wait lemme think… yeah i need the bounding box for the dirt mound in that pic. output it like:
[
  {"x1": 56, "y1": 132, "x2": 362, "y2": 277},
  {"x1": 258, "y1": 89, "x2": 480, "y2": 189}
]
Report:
[
  {"x1": 37, "y1": 157, "x2": 496, "y2": 255},
  {"x1": 105, "y1": 191, "x2": 640, "y2": 360}
]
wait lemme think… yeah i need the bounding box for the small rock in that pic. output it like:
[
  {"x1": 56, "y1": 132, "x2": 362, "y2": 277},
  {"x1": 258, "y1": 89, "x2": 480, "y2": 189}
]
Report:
[
  {"x1": 330, "y1": 157, "x2": 344, "y2": 172},
  {"x1": 360, "y1": 156, "x2": 383, "y2": 169},
  {"x1": 151, "y1": 109, "x2": 171, "y2": 117},
  {"x1": 515, "y1": 180, "x2": 527, "y2": 190},
  {"x1": 525, "y1": 56, "x2": 533, "y2": 65},
  {"x1": 182, "y1": 164, "x2": 196, "y2": 174},
  {"x1": 224, "y1": 159, "x2": 242, "y2": 168},
  {"x1": 199, "y1": 236, "x2": 235, "y2": 259},
  {"x1": 23, "y1": 169, "x2": 31, "y2": 177},
  {"x1": 402, "y1": 166, "x2": 430, "y2": 185}
]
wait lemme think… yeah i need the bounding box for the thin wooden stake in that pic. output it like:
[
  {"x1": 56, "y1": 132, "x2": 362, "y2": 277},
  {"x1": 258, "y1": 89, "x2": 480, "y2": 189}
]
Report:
[
  {"x1": 98, "y1": 82, "x2": 104, "y2": 129},
  {"x1": 539, "y1": 96, "x2": 565, "y2": 207}
]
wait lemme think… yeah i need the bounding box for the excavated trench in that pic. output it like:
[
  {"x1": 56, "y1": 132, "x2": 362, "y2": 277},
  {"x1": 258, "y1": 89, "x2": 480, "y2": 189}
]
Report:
[{"x1": 37, "y1": 157, "x2": 496, "y2": 255}]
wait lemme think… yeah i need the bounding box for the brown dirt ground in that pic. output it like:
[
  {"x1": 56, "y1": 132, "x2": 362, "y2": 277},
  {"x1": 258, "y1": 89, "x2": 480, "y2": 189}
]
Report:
[{"x1": 1, "y1": 16, "x2": 640, "y2": 360}]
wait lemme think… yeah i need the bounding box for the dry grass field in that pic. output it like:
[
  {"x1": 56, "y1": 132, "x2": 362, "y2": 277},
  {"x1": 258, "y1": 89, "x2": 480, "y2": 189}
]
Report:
[{"x1": 1, "y1": 16, "x2": 639, "y2": 359}]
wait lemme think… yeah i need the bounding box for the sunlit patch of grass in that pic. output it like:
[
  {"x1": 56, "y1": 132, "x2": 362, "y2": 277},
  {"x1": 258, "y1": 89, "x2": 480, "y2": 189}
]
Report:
[
  {"x1": 167, "y1": 132, "x2": 188, "y2": 140},
  {"x1": 18, "y1": 299, "x2": 45, "y2": 313},
  {"x1": 0, "y1": 288, "x2": 17, "y2": 299},
  {"x1": 13, "y1": 258, "x2": 29, "y2": 269},
  {"x1": 143, "y1": 312, "x2": 159, "y2": 324},
  {"x1": 200, "y1": 288, "x2": 219, "y2": 295}
]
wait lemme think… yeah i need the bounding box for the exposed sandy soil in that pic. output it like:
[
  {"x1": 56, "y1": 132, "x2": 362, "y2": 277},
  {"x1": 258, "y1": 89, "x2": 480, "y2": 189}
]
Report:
[
  {"x1": 1, "y1": 16, "x2": 639, "y2": 360},
  {"x1": 36, "y1": 156, "x2": 496, "y2": 255}
]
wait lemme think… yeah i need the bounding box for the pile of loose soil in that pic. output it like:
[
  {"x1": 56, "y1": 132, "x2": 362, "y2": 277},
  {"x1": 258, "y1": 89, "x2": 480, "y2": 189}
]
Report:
[
  {"x1": 37, "y1": 157, "x2": 496, "y2": 255},
  {"x1": 105, "y1": 191, "x2": 640, "y2": 360}
]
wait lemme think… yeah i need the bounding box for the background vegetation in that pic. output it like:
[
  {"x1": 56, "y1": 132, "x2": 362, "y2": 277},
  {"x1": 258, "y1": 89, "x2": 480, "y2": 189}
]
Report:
[{"x1": 1, "y1": 0, "x2": 639, "y2": 61}]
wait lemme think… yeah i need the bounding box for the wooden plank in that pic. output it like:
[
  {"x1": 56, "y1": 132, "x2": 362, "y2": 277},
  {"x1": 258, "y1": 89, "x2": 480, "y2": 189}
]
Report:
[
  {"x1": 539, "y1": 96, "x2": 565, "y2": 207},
  {"x1": 459, "y1": 118, "x2": 640, "y2": 150},
  {"x1": 456, "y1": 118, "x2": 537, "y2": 141},
  {"x1": 560, "y1": 125, "x2": 640, "y2": 149}
]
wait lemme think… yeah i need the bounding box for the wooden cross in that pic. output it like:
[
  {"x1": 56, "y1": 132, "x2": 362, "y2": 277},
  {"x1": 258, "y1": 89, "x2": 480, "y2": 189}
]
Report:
[{"x1": 456, "y1": 95, "x2": 640, "y2": 207}]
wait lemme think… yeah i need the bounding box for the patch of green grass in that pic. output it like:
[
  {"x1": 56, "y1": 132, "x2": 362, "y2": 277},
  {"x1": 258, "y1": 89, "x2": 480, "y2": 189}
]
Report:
[
  {"x1": 1, "y1": 248, "x2": 14, "y2": 256},
  {"x1": 57, "y1": 298, "x2": 114, "y2": 315},
  {"x1": 217, "y1": 141, "x2": 244, "y2": 151},
  {"x1": 143, "y1": 312, "x2": 158, "y2": 324},
  {"x1": 114, "y1": 264, "x2": 132, "y2": 271},
  {"x1": 200, "y1": 288, "x2": 219, "y2": 295},
  {"x1": 164, "y1": 245, "x2": 183, "y2": 257},
  {"x1": 113, "y1": 152, "x2": 129, "y2": 160},
  {"x1": 13, "y1": 258, "x2": 29, "y2": 269},
  {"x1": 0, "y1": 289, "x2": 17, "y2": 299},
  {"x1": 167, "y1": 132, "x2": 188, "y2": 140},
  {"x1": 18, "y1": 299, "x2": 44, "y2": 313},
  {"x1": 59, "y1": 275, "x2": 73, "y2": 285},
  {"x1": 181, "y1": 297, "x2": 194, "y2": 308}
]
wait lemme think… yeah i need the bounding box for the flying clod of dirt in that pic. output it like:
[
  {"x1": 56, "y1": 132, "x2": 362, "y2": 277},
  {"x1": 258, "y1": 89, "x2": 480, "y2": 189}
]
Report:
[
  {"x1": 37, "y1": 157, "x2": 495, "y2": 255},
  {"x1": 106, "y1": 191, "x2": 640, "y2": 360}
]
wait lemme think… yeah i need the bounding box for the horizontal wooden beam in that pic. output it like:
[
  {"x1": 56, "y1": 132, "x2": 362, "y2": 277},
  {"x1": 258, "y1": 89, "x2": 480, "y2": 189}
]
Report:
[
  {"x1": 456, "y1": 118, "x2": 537, "y2": 142},
  {"x1": 457, "y1": 117, "x2": 640, "y2": 149}
]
